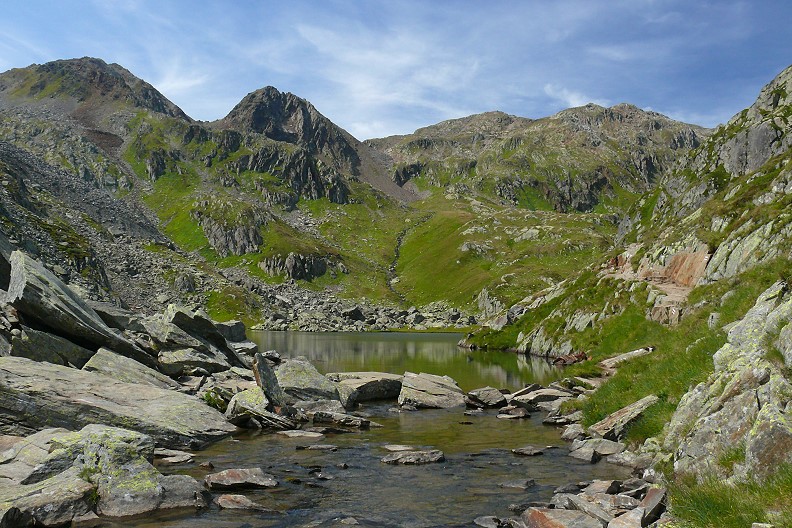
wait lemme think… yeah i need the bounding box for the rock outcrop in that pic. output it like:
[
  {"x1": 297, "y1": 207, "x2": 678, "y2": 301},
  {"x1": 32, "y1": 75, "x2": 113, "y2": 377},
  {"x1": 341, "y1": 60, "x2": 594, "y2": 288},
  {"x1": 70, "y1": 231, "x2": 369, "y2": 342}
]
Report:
[
  {"x1": 660, "y1": 282, "x2": 792, "y2": 481},
  {"x1": 0, "y1": 357, "x2": 237, "y2": 449}
]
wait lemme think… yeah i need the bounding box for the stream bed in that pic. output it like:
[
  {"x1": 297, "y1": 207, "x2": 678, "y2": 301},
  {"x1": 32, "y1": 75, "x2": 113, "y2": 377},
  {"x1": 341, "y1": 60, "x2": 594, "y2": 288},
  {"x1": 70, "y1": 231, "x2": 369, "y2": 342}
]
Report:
[{"x1": 103, "y1": 332, "x2": 629, "y2": 527}]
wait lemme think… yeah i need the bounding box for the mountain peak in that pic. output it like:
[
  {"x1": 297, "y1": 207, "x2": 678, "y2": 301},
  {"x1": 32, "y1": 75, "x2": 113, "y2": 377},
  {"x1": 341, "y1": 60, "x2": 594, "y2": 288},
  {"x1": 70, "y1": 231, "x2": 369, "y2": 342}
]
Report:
[
  {"x1": 0, "y1": 57, "x2": 188, "y2": 120},
  {"x1": 219, "y1": 85, "x2": 318, "y2": 141}
]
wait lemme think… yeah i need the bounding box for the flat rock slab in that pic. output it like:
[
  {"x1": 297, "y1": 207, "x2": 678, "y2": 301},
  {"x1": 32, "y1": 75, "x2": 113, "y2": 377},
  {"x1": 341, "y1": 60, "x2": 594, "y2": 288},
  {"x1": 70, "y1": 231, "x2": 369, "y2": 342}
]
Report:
[
  {"x1": 599, "y1": 347, "x2": 655, "y2": 371},
  {"x1": 276, "y1": 430, "x2": 325, "y2": 439},
  {"x1": 313, "y1": 411, "x2": 373, "y2": 429},
  {"x1": 381, "y1": 449, "x2": 445, "y2": 465},
  {"x1": 296, "y1": 444, "x2": 338, "y2": 451},
  {"x1": 83, "y1": 347, "x2": 180, "y2": 390},
  {"x1": 398, "y1": 372, "x2": 465, "y2": 409},
  {"x1": 216, "y1": 494, "x2": 278, "y2": 512},
  {"x1": 512, "y1": 446, "x2": 544, "y2": 456},
  {"x1": 607, "y1": 507, "x2": 645, "y2": 527},
  {"x1": 588, "y1": 395, "x2": 659, "y2": 441},
  {"x1": 0, "y1": 356, "x2": 236, "y2": 449},
  {"x1": 383, "y1": 444, "x2": 416, "y2": 452},
  {"x1": 204, "y1": 468, "x2": 278, "y2": 490},
  {"x1": 523, "y1": 507, "x2": 602, "y2": 528}
]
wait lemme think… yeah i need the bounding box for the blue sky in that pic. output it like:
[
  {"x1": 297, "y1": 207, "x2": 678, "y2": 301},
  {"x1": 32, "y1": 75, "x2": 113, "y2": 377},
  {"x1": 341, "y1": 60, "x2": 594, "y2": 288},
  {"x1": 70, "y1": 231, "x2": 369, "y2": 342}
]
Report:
[{"x1": 1, "y1": 1, "x2": 790, "y2": 139}]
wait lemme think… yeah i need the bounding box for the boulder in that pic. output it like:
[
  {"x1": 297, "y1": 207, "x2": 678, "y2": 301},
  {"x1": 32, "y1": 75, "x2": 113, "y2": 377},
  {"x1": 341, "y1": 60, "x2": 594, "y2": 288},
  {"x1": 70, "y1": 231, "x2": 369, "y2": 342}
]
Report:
[
  {"x1": 10, "y1": 328, "x2": 95, "y2": 368},
  {"x1": 522, "y1": 507, "x2": 602, "y2": 528},
  {"x1": 381, "y1": 450, "x2": 445, "y2": 465},
  {"x1": 276, "y1": 357, "x2": 340, "y2": 401},
  {"x1": 0, "y1": 467, "x2": 94, "y2": 526},
  {"x1": 588, "y1": 396, "x2": 659, "y2": 441},
  {"x1": 568, "y1": 438, "x2": 625, "y2": 463},
  {"x1": 0, "y1": 357, "x2": 236, "y2": 449},
  {"x1": 467, "y1": 386, "x2": 508, "y2": 408},
  {"x1": 607, "y1": 507, "x2": 645, "y2": 528},
  {"x1": 312, "y1": 411, "x2": 373, "y2": 429},
  {"x1": 0, "y1": 425, "x2": 207, "y2": 523},
  {"x1": 225, "y1": 388, "x2": 296, "y2": 430},
  {"x1": 252, "y1": 353, "x2": 289, "y2": 408},
  {"x1": 214, "y1": 320, "x2": 247, "y2": 342},
  {"x1": 0, "y1": 251, "x2": 146, "y2": 364},
  {"x1": 512, "y1": 388, "x2": 572, "y2": 408},
  {"x1": 216, "y1": 494, "x2": 276, "y2": 512},
  {"x1": 512, "y1": 446, "x2": 544, "y2": 456},
  {"x1": 397, "y1": 372, "x2": 465, "y2": 409},
  {"x1": 327, "y1": 372, "x2": 402, "y2": 409},
  {"x1": 163, "y1": 305, "x2": 228, "y2": 349},
  {"x1": 83, "y1": 347, "x2": 180, "y2": 390},
  {"x1": 204, "y1": 468, "x2": 277, "y2": 490},
  {"x1": 158, "y1": 347, "x2": 231, "y2": 376},
  {"x1": 86, "y1": 301, "x2": 145, "y2": 332}
]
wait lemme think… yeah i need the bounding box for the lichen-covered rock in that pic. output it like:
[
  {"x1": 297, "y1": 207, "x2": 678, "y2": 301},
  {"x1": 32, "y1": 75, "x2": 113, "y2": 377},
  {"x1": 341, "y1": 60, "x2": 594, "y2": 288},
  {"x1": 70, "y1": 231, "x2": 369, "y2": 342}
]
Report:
[
  {"x1": 588, "y1": 395, "x2": 659, "y2": 441},
  {"x1": 0, "y1": 357, "x2": 236, "y2": 448},
  {"x1": 275, "y1": 357, "x2": 339, "y2": 402},
  {"x1": 662, "y1": 282, "x2": 792, "y2": 481},
  {"x1": 0, "y1": 425, "x2": 207, "y2": 524},
  {"x1": 381, "y1": 450, "x2": 445, "y2": 465}
]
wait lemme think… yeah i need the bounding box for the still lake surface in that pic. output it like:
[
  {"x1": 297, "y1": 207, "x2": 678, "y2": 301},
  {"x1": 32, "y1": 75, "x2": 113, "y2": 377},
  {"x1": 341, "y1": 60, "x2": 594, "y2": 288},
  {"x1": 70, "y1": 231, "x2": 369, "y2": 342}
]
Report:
[{"x1": 114, "y1": 331, "x2": 627, "y2": 528}]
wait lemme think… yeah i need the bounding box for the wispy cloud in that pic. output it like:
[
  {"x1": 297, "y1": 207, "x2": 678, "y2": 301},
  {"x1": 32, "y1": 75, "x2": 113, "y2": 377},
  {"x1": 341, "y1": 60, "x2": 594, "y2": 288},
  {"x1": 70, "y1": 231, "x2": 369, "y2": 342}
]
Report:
[
  {"x1": 1, "y1": 0, "x2": 790, "y2": 136},
  {"x1": 544, "y1": 84, "x2": 610, "y2": 109}
]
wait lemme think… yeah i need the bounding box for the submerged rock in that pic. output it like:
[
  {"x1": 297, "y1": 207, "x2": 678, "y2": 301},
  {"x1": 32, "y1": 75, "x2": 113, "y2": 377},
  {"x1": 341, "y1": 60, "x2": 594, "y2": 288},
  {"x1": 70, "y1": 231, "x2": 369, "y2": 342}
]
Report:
[
  {"x1": 204, "y1": 468, "x2": 278, "y2": 490},
  {"x1": 381, "y1": 450, "x2": 445, "y2": 465}
]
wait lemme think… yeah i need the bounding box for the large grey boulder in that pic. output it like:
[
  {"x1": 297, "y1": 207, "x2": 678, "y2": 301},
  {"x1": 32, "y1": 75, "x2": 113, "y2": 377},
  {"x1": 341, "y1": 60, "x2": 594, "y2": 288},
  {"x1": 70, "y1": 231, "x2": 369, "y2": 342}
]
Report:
[
  {"x1": 326, "y1": 372, "x2": 402, "y2": 409},
  {"x1": 10, "y1": 327, "x2": 95, "y2": 368},
  {"x1": 0, "y1": 357, "x2": 236, "y2": 448},
  {"x1": 0, "y1": 466, "x2": 94, "y2": 526},
  {"x1": 158, "y1": 347, "x2": 231, "y2": 376},
  {"x1": 0, "y1": 251, "x2": 148, "y2": 365},
  {"x1": 467, "y1": 386, "x2": 508, "y2": 408},
  {"x1": 82, "y1": 347, "x2": 180, "y2": 390},
  {"x1": 214, "y1": 320, "x2": 247, "y2": 342},
  {"x1": 275, "y1": 357, "x2": 339, "y2": 401},
  {"x1": 398, "y1": 372, "x2": 465, "y2": 409}
]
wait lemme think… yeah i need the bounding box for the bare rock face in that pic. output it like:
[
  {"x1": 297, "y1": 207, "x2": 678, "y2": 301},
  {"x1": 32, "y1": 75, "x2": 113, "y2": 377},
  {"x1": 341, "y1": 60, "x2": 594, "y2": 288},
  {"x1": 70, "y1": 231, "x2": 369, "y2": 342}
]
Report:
[
  {"x1": 0, "y1": 356, "x2": 236, "y2": 449},
  {"x1": 662, "y1": 282, "x2": 792, "y2": 481}
]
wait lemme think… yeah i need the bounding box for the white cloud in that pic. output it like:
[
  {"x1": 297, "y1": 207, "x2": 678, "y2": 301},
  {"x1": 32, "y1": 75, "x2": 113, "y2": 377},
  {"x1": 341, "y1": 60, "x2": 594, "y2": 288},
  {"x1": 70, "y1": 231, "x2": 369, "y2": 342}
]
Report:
[{"x1": 543, "y1": 84, "x2": 610, "y2": 109}]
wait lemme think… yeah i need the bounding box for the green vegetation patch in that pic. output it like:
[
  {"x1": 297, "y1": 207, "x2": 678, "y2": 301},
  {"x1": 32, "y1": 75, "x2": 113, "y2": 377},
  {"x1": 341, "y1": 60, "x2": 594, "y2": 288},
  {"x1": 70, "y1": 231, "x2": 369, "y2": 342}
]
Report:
[{"x1": 670, "y1": 465, "x2": 792, "y2": 528}]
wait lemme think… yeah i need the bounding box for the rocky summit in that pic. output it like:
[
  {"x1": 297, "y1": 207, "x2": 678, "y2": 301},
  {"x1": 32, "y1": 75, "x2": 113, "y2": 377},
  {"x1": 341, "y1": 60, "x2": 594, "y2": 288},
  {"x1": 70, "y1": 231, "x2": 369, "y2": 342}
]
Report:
[{"x1": 0, "y1": 55, "x2": 791, "y2": 526}]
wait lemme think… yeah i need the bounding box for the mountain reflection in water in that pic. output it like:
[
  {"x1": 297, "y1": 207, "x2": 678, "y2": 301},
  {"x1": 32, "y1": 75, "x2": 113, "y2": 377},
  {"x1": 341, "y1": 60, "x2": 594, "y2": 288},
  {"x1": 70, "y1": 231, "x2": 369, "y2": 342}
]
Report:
[{"x1": 249, "y1": 331, "x2": 561, "y2": 391}]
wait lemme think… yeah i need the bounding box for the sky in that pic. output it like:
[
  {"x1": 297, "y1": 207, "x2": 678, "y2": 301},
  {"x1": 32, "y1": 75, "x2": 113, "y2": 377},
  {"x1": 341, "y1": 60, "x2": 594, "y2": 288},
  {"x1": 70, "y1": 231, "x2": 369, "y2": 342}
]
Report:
[{"x1": 1, "y1": 1, "x2": 790, "y2": 139}]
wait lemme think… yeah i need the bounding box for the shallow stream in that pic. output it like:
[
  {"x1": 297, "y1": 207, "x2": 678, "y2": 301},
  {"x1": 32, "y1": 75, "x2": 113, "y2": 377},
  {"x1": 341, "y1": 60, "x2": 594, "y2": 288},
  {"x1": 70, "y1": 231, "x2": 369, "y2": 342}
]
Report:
[{"x1": 105, "y1": 332, "x2": 629, "y2": 527}]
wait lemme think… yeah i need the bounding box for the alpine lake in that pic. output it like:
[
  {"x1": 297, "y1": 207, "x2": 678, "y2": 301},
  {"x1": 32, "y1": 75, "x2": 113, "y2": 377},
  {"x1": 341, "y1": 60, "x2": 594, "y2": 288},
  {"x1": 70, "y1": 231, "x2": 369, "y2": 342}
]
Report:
[{"x1": 104, "y1": 331, "x2": 629, "y2": 527}]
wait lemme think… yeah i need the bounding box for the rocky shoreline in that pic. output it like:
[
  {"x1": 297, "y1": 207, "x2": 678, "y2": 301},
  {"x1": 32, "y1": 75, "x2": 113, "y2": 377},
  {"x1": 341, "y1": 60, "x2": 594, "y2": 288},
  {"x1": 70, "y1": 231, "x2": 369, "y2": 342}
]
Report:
[{"x1": 0, "y1": 247, "x2": 672, "y2": 526}]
